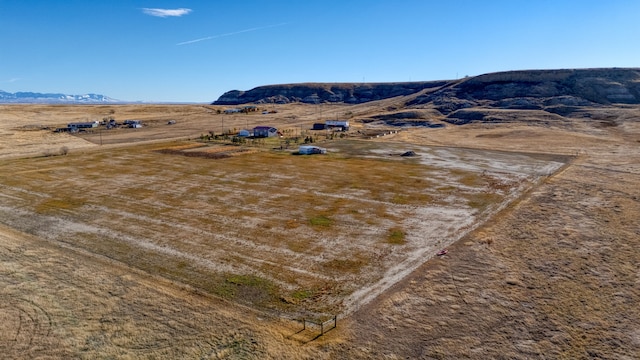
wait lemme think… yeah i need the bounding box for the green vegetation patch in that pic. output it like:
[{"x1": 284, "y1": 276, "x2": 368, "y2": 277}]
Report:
[
  {"x1": 291, "y1": 289, "x2": 314, "y2": 301},
  {"x1": 386, "y1": 227, "x2": 407, "y2": 245},
  {"x1": 218, "y1": 274, "x2": 279, "y2": 306},
  {"x1": 309, "y1": 214, "x2": 333, "y2": 228},
  {"x1": 321, "y1": 257, "x2": 369, "y2": 274}
]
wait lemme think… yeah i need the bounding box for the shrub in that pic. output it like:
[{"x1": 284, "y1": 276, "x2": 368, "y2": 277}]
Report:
[
  {"x1": 387, "y1": 227, "x2": 406, "y2": 245},
  {"x1": 309, "y1": 215, "x2": 333, "y2": 227}
]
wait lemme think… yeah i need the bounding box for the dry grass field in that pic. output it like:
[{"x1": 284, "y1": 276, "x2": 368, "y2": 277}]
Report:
[{"x1": 0, "y1": 103, "x2": 639, "y2": 359}]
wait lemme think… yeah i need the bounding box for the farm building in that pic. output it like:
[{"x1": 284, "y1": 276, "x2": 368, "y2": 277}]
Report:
[
  {"x1": 68, "y1": 121, "x2": 98, "y2": 130},
  {"x1": 237, "y1": 129, "x2": 251, "y2": 137},
  {"x1": 123, "y1": 120, "x2": 142, "y2": 128},
  {"x1": 326, "y1": 120, "x2": 349, "y2": 131},
  {"x1": 298, "y1": 145, "x2": 327, "y2": 155},
  {"x1": 224, "y1": 108, "x2": 241, "y2": 114},
  {"x1": 253, "y1": 126, "x2": 278, "y2": 138}
]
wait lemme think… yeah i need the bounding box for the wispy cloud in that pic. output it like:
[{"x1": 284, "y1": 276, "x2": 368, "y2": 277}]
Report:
[
  {"x1": 142, "y1": 8, "x2": 192, "y2": 18},
  {"x1": 1, "y1": 78, "x2": 20, "y2": 83},
  {"x1": 177, "y1": 23, "x2": 287, "y2": 45}
]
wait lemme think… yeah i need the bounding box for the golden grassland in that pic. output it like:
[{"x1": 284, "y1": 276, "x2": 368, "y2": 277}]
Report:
[
  {"x1": 0, "y1": 137, "x2": 557, "y2": 319},
  {"x1": 0, "y1": 103, "x2": 638, "y2": 358}
]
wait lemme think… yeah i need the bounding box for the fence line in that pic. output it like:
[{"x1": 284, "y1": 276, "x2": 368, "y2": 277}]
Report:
[{"x1": 296, "y1": 315, "x2": 337, "y2": 339}]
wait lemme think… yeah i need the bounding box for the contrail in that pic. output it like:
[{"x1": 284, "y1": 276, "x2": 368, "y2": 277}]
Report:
[{"x1": 177, "y1": 23, "x2": 287, "y2": 45}]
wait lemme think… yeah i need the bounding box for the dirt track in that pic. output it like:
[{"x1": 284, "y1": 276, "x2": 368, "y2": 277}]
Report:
[{"x1": 0, "y1": 104, "x2": 639, "y2": 358}]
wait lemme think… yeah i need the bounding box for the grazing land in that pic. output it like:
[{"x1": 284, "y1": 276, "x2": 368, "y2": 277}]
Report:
[
  {"x1": 0, "y1": 136, "x2": 563, "y2": 317},
  {"x1": 0, "y1": 101, "x2": 639, "y2": 359}
]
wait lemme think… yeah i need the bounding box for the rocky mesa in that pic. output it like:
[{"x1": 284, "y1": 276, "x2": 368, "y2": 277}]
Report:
[
  {"x1": 212, "y1": 68, "x2": 640, "y2": 120},
  {"x1": 213, "y1": 81, "x2": 451, "y2": 105}
]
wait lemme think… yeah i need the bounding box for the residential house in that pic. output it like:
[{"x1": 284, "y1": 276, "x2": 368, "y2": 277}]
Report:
[{"x1": 253, "y1": 126, "x2": 278, "y2": 138}]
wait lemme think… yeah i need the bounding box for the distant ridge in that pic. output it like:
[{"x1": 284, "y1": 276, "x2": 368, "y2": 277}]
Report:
[
  {"x1": 0, "y1": 90, "x2": 119, "y2": 104},
  {"x1": 212, "y1": 81, "x2": 451, "y2": 105},
  {"x1": 212, "y1": 68, "x2": 640, "y2": 107}
]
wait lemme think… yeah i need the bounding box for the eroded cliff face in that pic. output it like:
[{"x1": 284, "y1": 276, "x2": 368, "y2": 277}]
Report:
[
  {"x1": 402, "y1": 68, "x2": 640, "y2": 124},
  {"x1": 212, "y1": 81, "x2": 450, "y2": 105},
  {"x1": 411, "y1": 68, "x2": 640, "y2": 109},
  {"x1": 463, "y1": 68, "x2": 640, "y2": 104},
  {"x1": 212, "y1": 68, "x2": 640, "y2": 121}
]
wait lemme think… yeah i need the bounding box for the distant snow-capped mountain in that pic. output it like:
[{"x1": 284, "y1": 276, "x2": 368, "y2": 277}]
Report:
[{"x1": 0, "y1": 90, "x2": 120, "y2": 103}]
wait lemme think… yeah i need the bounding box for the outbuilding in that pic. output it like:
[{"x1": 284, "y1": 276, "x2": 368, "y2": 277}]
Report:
[
  {"x1": 68, "y1": 121, "x2": 98, "y2": 130},
  {"x1": 298, "y1": 145, "x2": 326, "y2": 155},
  {"x1": 123, "y1": 120, "x2": 142, "y2": 128}
]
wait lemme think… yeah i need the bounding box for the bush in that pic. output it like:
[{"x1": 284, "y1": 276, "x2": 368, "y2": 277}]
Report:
[
  {"x1": 387, "y1": 228, "x2": 406, "y2": 244},
  {"x1": 309, "y1": 215, "x2": 333, "y2": 227}
]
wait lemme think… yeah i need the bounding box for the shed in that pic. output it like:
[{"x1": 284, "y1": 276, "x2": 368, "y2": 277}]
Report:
[
  {"x1": 123, "y1": 120, "x2": 142, "y2": 128},
  {"x1": 299, "y1": 145, "x2": 327, "y2": 155},
  {"x1": 238, "y1": 129, "x2": 251, "y2": 137},
  {"x1": 68, "y1": 121, "x2": 98, "y2": 129}
]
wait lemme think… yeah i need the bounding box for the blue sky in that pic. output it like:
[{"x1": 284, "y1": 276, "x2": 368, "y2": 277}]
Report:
[{"x1": 0, "y1": 1, "x2": 638, "y2": 103}]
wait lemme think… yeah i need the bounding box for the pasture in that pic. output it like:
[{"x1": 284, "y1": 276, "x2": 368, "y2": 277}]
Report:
[{"x1": 0, "y1": 137, "x2": 562, "y2": 320}]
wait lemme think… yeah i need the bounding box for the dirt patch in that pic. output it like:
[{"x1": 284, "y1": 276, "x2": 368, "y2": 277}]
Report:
[{"x1": 154, "y1": 144, "x2": 257, "y2": 159}]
